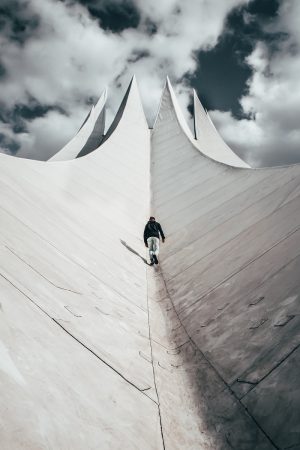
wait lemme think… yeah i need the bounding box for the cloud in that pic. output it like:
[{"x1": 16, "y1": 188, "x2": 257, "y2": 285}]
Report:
[
  {"x1": 210, "y1": 0, "x2": 300, "y2": 167},
  {"x1": 0, "y1": 0, "x2": 249, "y2": 160}
]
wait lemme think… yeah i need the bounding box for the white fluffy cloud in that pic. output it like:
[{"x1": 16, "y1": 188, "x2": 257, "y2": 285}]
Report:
[
  {"x1": 0, "y1": 0, "x2": 248, "y2": 160},
  {"x1": 211, "y1": 0, "x2": 300, "y2": 167}
]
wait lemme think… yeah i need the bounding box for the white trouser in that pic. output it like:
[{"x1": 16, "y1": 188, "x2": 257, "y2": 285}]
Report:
[{"x1": 147, "y1": 237, "x2": 159, "y2": 259}]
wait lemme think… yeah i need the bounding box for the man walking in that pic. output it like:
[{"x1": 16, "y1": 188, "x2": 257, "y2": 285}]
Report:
[{"x1": 144, "y1": 216, "x2": 165, "y2": 265}]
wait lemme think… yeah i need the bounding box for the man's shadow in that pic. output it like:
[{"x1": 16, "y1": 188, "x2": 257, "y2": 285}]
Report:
[{"x1": 120, "y1": 240, "x2": 150, "y2": 265}]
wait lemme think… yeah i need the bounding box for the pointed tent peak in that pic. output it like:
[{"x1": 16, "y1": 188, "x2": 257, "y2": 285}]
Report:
[
  {"x1": 165, "y1": 76, "x2": 180, "y2": 98},
  {"x1": 97, "y1": 86, "x2": 108, "y2": 102},
  {"x1": 125, "y1": 74, "x2": 145, "y2": 110},
  {"x1": 164, "y1": 76, "x2": 176, "y2": 99},
  {"x1": 126, "y1": 75, "x2": 142, "y2": 103},
  {"x1": 49, "y1": 105, "x2": 97, "y2": 162},
  {"x1": 100, "y1": 75, "x2": 148, "y2": 145},
  {"x1": 94, "y1": 87, "x2": 107, "y2": 115},
  {"x1": 193, "y1": 89, "x2": 209, "y2": 140},
  {"x1": 193, "y1": 88, "x2": 251, "y2": 168},
  {"x1": 124, "y1": 75, "x2": 148, "y2": 126},
  {"x1": 153, "y1": 76, "x2": 194, "y2": 141},
  {"x1": 76, "y1": 98, "x2": 106, "y2": 159},
  {"x1": 160, "y1": 76, "x2": 171, "y2": 98},
  {"x1": 125, "y1": 74, "x2": 138, "y2": 93},
  {"x1": 193, "y1": 88, "x2": 201, "y2": 108},
  {"x1": 151, "y1": 78, "x2": 171, "y2": 129},
  {"x1": 193, "y1": 88, "x2": 201, "y2": 101},
  {"x1": 49, "y1": 89, "x2": 108, "y2": 162},
  {"x1": 193, "y1": 88, "x2": 210, "y2": 116},
  {"x1": 161, "y1": 76, "x2": 195, "y2": 140},
  {"x1": 157, "y1": 76, "x2": 171, "y2": 102},
  {"x1": 164, "y1": 76, "x2": 178, "y2": 100},
  {"x1": 124, "y1": 74, "x2": 142, "y2": 98}
]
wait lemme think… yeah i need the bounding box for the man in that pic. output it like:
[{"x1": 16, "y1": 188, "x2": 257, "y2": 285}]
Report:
[{"x1": 144, "y1": 216, "x2": 165, "y2": 265}]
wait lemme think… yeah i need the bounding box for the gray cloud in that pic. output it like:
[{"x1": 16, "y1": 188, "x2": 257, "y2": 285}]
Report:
[
  {"x1": 3, "y1": 0, "x2": 295, "y2": 164},
  {"x1": 210, "y1": 0, "x2": 300, "y2": 167},
  {"x1": 0, "y1": 0, "x2": 40, "y2": 44},
  {"x1": 72, "y1": 0, "x2": 140, "y2": 32}
]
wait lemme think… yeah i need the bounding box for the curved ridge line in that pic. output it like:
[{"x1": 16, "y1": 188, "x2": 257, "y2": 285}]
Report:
[
  {"x1": 155, "y1": 77, "x2": 250, "y2": 169},
  {"x1": 100, "y1": 75, "x2": 148, "y2": 147},
  {"x1": 193, "y1": 89, "x2": 250, "y2": 168},
  {"x1": 49, "y1": 88, "x2": 107, "y2": 162}
]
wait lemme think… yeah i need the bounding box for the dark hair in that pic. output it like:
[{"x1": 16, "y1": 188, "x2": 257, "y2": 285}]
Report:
[{"x1": 149, "y1": 216, "x2": 155, "y2": 220}]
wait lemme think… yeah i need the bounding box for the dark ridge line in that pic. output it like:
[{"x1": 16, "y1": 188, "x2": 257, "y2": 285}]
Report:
[
  {"x1": 0, "y1": 167, "x2": 145, "y2": 276},
  {"x1": 0, "y1": 169, "x2": 143, "y2": 245},
  {"x1": 150, "y1": 337, "x2": 189, "y2": 352},
  {"x1": 76, "y1": 107, "x2": 106, "y2": 158},
  {"x1": 193, "y1": 94, "x2": 197, "y2": 140},
  {"x1": 164, "y1": 172, "x2": 300, "y2": 278},
  {"x1": 191, "y1": 251, "x2": 300, "y2": 380},
  {"x1": 178, "y1": 220, "x2": 300, "y2": 319},
  {"x1": 237, "y1": 379, "x2": 258, "y2": 385},
  {"x1": 0, "y1": 271, "x2": 158, "y2": 407},
  {"x1": 283, "y1": 443, "x2": 300, "y2": 449},
  {"x1": 153, "y1": 167, "x2": 241, "y2": 207},
  {"x1": 31, "y1": 162, "x2": 145, "y2": 237},
  {"x1": 145, "y1": 268, "x2": 166, "y2": 450},
  {"x1": 154, "y1": 85, "x2": 188, "y2": 149},
  {"x1": 153, "y1": 162, "x2": 239, "y2": 210},
  {"x1": 50, "y1": 154, "x2": 147, "y2": 210},
  {"x1": 154, "y1": 89, "x2": 239, "y2": 172},
  {"x1": 153, "y1": 163, "x2": 235, "y2": 208},
  {"x1": 157, "y1": 167, "x2": 276, "y2": 234},
  {"x1": 225, "y1": 258, "x2": 300, "y2": 394},
  {"x1": 30, "y1": 147, "x2": 147, "y2": 222},
  {"x1": 151, "y1": 152, "x2": 212, "y2": 178},
  {"x1": 151, "y1": 142, "x2": 208, "y2": 168},
  {"x1": 77, "y1": 107, "x2": 92, "y2": 133},
  {"x1": 152, "y1": 149, "x2": 264, "y2": 201},
  {"x1": 157, "y1": 268, "x2": 279, "y2": 450},
  {"x1": 0, "y1": 205, "x2": 148, "y2": 315},
  {"x1": 100, "y1": 77, "x2": 133, "y2": 146},
  {"x1": 52, "y1": 318, "x2": 158, "y2": 405},
  {"x1": 239, "y1": 342, "x2": 300, "y2": 402},
  {"x1": 181, "y1": 232, "x2": 300, "y2": 325},
  {"x1": 5, "y1": 245, "x2": 81, "y2": 295}
]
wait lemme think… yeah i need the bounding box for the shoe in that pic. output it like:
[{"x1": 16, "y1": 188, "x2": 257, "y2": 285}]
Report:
[
  {"x1": 153, "y1": 255, "x2": 158, "y2": 265},
  {"x1": 149, "y1": 261, "x2": 154, "y2": 266}
]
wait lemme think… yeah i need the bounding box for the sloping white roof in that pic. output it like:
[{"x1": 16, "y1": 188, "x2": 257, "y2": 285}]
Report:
[
  {"x1": 151, "y1": 77, "x2": 300, "y2": 449},
  {"x1": 1, "y1": 76, "x2": 300, "y2": 449}
]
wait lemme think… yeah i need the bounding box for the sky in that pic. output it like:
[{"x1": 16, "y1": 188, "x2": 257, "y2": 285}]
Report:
[{"x1": 0, "y1": 0, "x2": 299, "y2": 167}]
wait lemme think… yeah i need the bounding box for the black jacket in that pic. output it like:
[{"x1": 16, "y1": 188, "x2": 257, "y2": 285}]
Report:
[{"x1": 144, "y1": 221, "x2": 165, "y2": 245}]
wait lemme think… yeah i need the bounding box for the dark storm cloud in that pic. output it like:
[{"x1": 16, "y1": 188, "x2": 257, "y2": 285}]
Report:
[
  {"x1": 69, "y1": 0, "x2": 140, "y2": 32},
  {"x1": 0, "y1": 0, "x2": 252, "y2": 160},
  {"x1": 0, "y1": 61, "x2": 6, "y2": 78},
  {"x1": 142, "y1": 19, "x2": 157, "y2": 36},
  {"x1": 0, "y1": 0, "x2": 299, "y2": 166},
  {"x1": 187, "y1": 0, "x2": 282, "y2": 119},
  {"x1": 0, "y1": 132, "x2": 20, "y2": 155},
  {"x1": 127, "y1": 49, "x2": 150, "y2": 64},
  {"x1": 205, "y1": 0, "x2": 300, "y2": 167},
  {"x1": 0, "y1": 98, "x2": 66, "y2": 134},
  {"x1": 0, "y1": 0, "x2": 40, "y2": 44}
]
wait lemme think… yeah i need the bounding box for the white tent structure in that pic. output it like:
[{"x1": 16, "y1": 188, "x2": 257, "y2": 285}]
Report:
[
  {"x1": 49, "y1": 88, "x2": 107, "y2": 161},
  {"x1": 0, "y1": 77, "x2": 299, "y2": 449}
]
